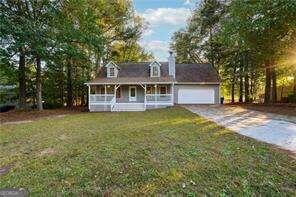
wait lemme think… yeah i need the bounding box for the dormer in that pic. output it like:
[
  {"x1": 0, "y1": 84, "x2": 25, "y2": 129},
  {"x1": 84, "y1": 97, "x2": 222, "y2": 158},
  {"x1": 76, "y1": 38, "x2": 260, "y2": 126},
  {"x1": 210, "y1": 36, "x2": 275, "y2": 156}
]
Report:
[
  {"x1": 149, "y1": 61, "x2": 161, "y2": 77},
  {"x1": 105, "y1": 61, "x2": 119, "y2": 78}
]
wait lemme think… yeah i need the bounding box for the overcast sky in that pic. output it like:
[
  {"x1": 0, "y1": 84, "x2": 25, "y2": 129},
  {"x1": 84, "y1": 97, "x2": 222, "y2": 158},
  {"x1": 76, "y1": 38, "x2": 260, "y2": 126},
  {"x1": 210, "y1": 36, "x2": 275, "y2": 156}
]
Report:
[{"x1": 133, "y1": 0, "x2": 199, "y2": 61}]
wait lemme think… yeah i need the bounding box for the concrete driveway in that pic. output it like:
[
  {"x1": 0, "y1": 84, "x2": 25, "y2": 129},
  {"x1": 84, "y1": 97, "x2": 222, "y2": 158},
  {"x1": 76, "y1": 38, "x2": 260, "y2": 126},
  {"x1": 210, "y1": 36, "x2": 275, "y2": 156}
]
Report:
[{"x1": 184, "y1": 105, "x2": 296, "y2": 154}]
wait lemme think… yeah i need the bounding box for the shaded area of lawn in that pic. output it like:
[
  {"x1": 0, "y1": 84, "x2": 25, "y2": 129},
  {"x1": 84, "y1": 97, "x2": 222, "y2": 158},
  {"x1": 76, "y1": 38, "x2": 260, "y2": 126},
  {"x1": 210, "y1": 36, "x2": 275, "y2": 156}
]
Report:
[
  {"x1": 0, "y1": 107, "x2": 295, "y2": 195},
  {"x1": 0, "y1": 108, "x2": 83, "y2": 124},
  {"x1": 225, "y1": 103, "x2": 296, "y2": 117}
]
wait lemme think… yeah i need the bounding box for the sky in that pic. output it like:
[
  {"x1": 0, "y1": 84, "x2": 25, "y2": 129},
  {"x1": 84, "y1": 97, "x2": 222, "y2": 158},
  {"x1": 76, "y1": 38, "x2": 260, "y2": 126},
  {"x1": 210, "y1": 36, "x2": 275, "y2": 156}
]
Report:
[{"x1": 133, "y1": 0, "x2": 199, "y2": 61}]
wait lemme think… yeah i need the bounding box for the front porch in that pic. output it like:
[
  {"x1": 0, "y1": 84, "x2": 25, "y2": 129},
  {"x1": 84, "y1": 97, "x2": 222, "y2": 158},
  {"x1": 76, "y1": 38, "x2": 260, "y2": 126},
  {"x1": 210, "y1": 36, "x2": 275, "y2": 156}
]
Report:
[{"x1": 87, "y1": 84, "x2": 174, "y2": 111}]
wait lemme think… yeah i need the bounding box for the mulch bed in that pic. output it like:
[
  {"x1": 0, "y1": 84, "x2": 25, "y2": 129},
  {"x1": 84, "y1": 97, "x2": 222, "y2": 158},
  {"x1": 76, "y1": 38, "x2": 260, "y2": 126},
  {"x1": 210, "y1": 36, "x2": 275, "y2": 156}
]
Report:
[
  {"x1": 226, "y1": 103, "x2": 296, "y2": 116},
  {"x1": 0, "y1": 108, "x2": 85, "y2": 124}
]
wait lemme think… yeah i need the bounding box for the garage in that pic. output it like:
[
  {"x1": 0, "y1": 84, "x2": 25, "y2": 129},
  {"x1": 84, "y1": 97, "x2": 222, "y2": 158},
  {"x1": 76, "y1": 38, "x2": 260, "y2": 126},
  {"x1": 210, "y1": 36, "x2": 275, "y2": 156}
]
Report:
[{"x1": 177, "y1": 86, "x2": 215, "y2": 104}]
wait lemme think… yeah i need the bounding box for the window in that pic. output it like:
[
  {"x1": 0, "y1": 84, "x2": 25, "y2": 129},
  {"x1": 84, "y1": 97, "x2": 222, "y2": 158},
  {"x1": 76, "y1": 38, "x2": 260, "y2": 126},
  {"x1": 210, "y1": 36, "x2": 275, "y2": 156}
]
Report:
[
  {"x1": 130, "y1": 88, "x2": 136, "y2": 97},
  {"x1": 109, "y1": 67, "x2": 115, "y2": 77},
  {"x1": 152, "y1": 66, "x2": 158, "y2": 77},
  {"x1": 160, "y1": 86, "x2": 167, "y2": 94},
  {"x1": 146, "y1": 86, "x2": 152, "y2": 94}
]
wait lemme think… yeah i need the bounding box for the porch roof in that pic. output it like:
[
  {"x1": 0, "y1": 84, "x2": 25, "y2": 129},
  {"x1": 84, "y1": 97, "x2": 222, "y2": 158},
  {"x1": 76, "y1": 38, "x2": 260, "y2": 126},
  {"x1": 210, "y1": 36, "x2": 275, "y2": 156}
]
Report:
[{"x1": 86, "y1": 77, "x2": 175, "y2": 85}]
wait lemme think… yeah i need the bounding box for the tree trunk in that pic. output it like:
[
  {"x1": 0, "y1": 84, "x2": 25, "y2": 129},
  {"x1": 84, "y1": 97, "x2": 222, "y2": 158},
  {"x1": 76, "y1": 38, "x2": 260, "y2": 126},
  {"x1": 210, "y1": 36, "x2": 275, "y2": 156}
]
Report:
[
  {"x1": 264, "y1": 61, "x2": 271, "y2": 104},
  {"x1": 293, "y1": 72, "x2": 296, "y2": 94},
  {"x1": 250, "y1": 73, "x2": 254, "y2": 102},
  {"x1": 244, "y1": 56, "x2": 250, "y2": 103},
  {"x1": 231, "y1": 66, "x2": 237, "y2": 103},
  {"x1": 280, "y1": 86, "x2": 284, "y2": 101},
  {"x1": 66, "y1": 61, "x2": 73, "y2": 108},
  {"x1": 239, "y1": 75, "x2": 243, "y2": 102},
  {"x1": 19, "y1": 48, "x2": 26, "y2": 110},
  {"x1": 36, "y1": 56, "x2": 43, "y2": 110},
  {"x1": 209, "y1": 28, "x2": 215, "y2": 68},
  {"x1": 81, "y1": 89, "x2": 85, "y2": 106},
  {"x1": 271, "y1": 67, "x2": 277, "y2": 103},
  {"x1": 59, "y1": 69, "x2": 64, "y2": 106},
  {"x1": 244, "y1": 73, "x2": 250, "y2": 103},
  {"x1": 231, "y1": 82, "x2": 235, "y2": 103}
]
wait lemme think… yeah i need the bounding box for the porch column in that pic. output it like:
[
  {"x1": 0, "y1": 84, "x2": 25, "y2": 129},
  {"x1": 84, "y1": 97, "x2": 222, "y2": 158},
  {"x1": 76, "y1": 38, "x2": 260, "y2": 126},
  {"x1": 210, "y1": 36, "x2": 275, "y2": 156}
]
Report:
[
  {"x1": 114, "y1": 85, "x2": 116, "y2": 102},
  {"x1": 104, "y1": 84, "x2": 107, "y2": 103},
  {"x1": 171, "y1": 83, "x2": 174, "y2": 104},
  {"x1": 155, "y1": 84, "x2": 157, "y2": 103},
  {"x1": 144, "y1": 84, "x2": 147, "y2": 107}
]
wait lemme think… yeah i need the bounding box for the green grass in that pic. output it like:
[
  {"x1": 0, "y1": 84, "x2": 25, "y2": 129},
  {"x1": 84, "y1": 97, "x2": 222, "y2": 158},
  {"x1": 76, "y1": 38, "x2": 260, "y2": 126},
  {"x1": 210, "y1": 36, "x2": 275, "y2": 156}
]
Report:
[{"x1": 0, "y1": 107, "x2": 295, "y2": 196}]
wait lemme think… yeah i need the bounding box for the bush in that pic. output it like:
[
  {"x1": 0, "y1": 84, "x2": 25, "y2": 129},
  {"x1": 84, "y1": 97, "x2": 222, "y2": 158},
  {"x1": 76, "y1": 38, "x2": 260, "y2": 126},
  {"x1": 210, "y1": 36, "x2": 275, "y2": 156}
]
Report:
[
  {"x1": 0, "y1": 105, "x2": 15, "y2": 112},
  {"x1": 43, "y1": 102, "x2": 63, "y2": 109},
  {"x1": 287, "y1": 92, "x2": 296, "y2": 103}
]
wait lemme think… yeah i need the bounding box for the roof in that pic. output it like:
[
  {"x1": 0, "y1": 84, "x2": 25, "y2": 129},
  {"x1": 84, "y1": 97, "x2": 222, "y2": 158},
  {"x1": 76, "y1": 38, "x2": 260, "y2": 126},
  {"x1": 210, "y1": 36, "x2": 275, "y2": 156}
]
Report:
[
  {"x1": 87, "y1": 62, "x2": 220, "y2": 84},
  {"x1": 175, "y1": 63, "x2": 220, "y2": 83}
]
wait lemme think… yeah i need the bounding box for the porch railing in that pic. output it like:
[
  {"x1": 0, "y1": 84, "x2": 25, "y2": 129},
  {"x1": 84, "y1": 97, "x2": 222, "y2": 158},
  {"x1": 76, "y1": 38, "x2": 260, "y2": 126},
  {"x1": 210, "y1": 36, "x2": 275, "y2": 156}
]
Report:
[
  {"x1": 146, "y1": 94, "x2": 173, "y2": 104},
  {"x1": 89, "y1": 94, "x2": 114, "y2": 103}
]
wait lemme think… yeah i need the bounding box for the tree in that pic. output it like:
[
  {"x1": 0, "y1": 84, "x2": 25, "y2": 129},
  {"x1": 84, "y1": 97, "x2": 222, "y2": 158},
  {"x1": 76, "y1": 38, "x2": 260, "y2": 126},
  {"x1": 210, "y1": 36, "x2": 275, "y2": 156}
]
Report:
[
  {"x1": 172, "y1": 0, "x2": 296, "y2": 104},
  {"x1": 1, "y1": 0, "x2": 153, "y2": 110}
]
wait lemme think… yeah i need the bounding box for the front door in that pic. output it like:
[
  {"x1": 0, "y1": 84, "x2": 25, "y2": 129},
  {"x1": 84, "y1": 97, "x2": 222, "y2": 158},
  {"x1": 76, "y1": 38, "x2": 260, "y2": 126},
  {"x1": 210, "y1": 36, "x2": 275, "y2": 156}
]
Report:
[{"x1": 129, "y1": 86, "x2": 137, "y2": 102}]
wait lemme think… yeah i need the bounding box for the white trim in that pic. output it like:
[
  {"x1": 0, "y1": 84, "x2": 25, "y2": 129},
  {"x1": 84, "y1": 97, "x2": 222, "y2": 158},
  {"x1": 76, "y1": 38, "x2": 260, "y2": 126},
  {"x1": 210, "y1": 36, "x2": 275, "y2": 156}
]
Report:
[
  {"x1": 146, "y1": 103, "x2": 174, "y2": 106},
  {"x1": 86, "y1": 82, "x2": 175, "y2": 85},
  {"x1": 175, "y1": 82, "x2": 220, "y2": 85},
  {"x1": 104, "y1": 61, "x2": 120, "y2": 69},
  {"x1": 85, "y1": 82, "x2": 220, "y2": 85},
  {"x1": 129, "y1": 86, "x2": 137, "y2": 102},
  {"x1": 148, "y1": 60, "x2": 161, "y2": 67},
  {"x1": 116, "y1": 86, "x2": 122, "y2": 98},
  {"x1": 88, "y1": 85, "x2": 90, "y2": 111},
  {"x1": 171, "y1": 83, "x2": 174, "y2": 104}
]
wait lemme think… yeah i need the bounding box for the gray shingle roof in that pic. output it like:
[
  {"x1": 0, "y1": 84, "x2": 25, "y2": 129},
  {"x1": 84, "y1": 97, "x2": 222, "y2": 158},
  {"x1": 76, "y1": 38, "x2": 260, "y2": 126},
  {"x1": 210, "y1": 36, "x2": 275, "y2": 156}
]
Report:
[
  {"x1": 88, "y1": 62, "x2": 220, "y2": 84},
  {"x1": 175, "y1": 63, "x2": 220, "y2": 83}
]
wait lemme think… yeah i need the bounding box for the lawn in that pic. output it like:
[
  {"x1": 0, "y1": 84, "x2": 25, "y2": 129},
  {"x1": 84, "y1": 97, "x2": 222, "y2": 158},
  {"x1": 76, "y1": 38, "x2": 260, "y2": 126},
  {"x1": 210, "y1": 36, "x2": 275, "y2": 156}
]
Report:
[{"x1": 0, "y1": 107, "x2": 295, "y2": 196}]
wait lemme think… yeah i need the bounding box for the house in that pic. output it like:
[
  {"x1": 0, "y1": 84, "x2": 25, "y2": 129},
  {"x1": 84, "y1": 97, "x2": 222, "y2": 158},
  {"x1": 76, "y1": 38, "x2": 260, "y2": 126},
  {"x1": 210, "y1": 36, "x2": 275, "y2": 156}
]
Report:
[{"x1": 85, "y1": 52, "x2": 220, "y2": 111}]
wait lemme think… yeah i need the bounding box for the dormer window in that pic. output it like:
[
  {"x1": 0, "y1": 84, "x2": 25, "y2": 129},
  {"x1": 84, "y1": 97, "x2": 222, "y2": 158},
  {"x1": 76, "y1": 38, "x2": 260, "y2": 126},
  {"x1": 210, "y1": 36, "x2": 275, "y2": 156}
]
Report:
[
  {"x1": 152, "y1": 66, "x2": 158, "y2": 76},
  {"x1": 149, "y1": 61, "x2": 161, "y2": 77},
  {"x1": 105, "y1": 61, "x2": 119, "y2": 78},
  {"x1": 109, "y1": 67, "x2": 115, "y2": 77}
]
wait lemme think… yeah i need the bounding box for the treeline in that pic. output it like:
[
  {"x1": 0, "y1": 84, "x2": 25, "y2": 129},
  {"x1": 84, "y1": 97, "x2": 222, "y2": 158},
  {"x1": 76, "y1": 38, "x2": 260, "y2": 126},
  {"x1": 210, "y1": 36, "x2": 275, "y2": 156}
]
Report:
[
  {"x1": 171, "y1": 0, "x2": 296, "y2": 103},
  {"x1": 0, "y1": 0, "x2": 152, "y2": 110}
]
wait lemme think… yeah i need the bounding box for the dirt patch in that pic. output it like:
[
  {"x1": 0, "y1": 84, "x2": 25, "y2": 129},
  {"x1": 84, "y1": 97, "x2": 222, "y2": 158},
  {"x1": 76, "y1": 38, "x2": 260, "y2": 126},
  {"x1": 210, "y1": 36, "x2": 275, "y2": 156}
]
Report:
[
  {"x1": 58, "y1": 134, "x2": 69, "y2": 140},
  {"x1": 225, "y1": 103, "x2": 296, "y2": 117},
  {"x1": 2, "y1": 120, "x2": 33, "y2": 125},
  {"x1": 0, "y1": 164, "x2": 14, "y2": 176},
  {"x1": 39, "y1": 148, "x2": 57, "y2": 157},
  {"x1": 0, "y1": 108, "x2": 84, "y2": 124}
]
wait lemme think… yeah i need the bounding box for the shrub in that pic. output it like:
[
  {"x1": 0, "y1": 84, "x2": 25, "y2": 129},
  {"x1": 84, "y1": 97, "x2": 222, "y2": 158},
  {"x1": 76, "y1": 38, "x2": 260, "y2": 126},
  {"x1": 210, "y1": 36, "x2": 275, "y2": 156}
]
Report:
[{"x1": 287, "y1": 92, "x2": 296, "y2": 103}]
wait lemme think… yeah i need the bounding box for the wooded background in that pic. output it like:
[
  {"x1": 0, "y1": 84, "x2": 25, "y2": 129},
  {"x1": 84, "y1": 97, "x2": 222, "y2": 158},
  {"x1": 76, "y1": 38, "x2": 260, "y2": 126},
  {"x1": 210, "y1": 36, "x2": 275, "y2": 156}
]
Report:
[
  {"x1": 1, "y1": 0, "x2": 296, "y2": 111},
  {"x1": 171, "y1": 0, "x2": 296, "y2": 104}
]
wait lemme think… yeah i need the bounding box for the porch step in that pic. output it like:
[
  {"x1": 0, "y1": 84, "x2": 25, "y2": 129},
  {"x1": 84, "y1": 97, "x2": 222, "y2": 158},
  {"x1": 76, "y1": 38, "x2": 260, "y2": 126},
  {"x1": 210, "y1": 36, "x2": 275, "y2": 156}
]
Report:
[{"x1": 112, "y1": 103, "x2": 145, "y2": 111}]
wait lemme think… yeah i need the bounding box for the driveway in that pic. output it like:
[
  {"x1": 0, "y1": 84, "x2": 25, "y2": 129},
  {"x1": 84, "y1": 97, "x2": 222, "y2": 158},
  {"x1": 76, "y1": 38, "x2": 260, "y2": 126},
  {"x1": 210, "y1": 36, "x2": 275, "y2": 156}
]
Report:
[{"x1": 184, "y1": 105, "x2": 296, "y2": 154}]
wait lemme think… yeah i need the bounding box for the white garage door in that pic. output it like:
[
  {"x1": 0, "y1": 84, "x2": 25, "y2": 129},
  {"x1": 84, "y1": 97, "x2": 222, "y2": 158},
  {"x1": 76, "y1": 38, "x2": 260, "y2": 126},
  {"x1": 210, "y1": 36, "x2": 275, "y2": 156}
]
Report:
[{"x1": 178, "y1": 87, "x2": 215, "y2": 104}]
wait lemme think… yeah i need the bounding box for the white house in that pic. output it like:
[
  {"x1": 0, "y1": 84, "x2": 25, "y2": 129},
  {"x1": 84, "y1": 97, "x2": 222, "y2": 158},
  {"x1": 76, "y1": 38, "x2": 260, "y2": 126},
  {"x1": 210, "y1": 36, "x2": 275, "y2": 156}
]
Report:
[{"x1": 85, "y1": 52, "x2": 220, "y2": 111}]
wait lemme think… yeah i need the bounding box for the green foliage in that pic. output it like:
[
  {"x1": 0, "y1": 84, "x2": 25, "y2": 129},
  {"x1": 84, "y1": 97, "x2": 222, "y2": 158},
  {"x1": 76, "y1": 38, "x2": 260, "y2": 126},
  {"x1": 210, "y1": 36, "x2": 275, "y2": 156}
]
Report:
[
  {"x1": 0, "y1": 0, "x2": 153, "y2": 108},
  {"x1": 171, "y1": 0, "x2": 296, "y2": 103},
  {"x1": 111, "y1": 41, "x2": 153, "y2": 62},
  {"x1": 287, "y1": 92, "x2": 296, "y2": 103}
]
